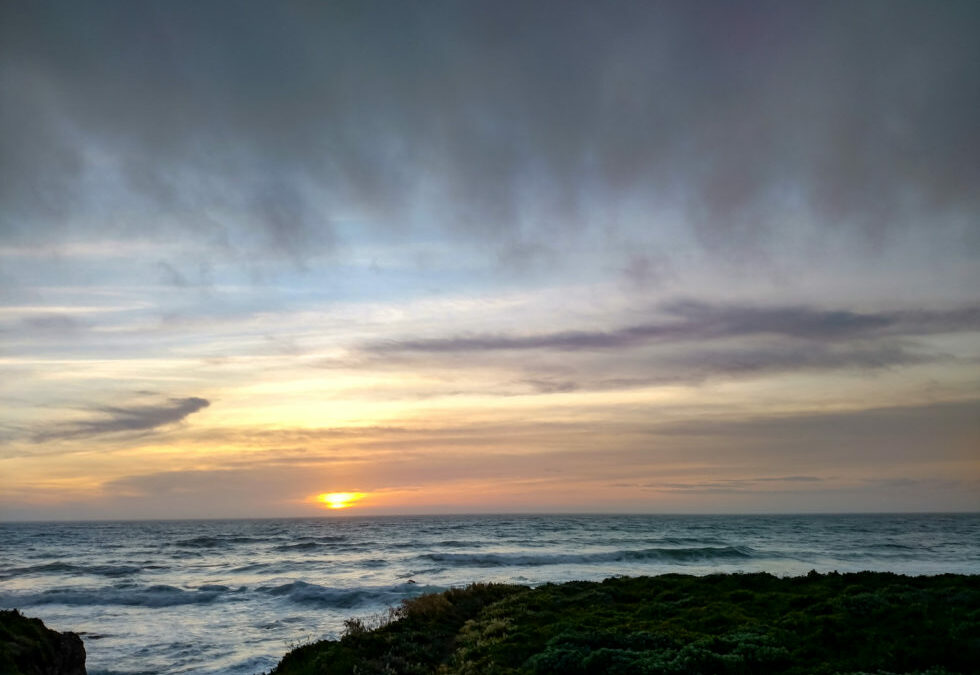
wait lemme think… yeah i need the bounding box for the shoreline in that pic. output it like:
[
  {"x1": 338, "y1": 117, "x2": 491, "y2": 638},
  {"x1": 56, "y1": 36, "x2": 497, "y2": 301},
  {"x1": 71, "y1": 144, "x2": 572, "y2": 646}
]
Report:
[
  {"x1": 4, "y1": 571, "x2": 979, "y2": 674},
  {"x1": 3, "y1": 514, "x2": 978, "y2": 674}
]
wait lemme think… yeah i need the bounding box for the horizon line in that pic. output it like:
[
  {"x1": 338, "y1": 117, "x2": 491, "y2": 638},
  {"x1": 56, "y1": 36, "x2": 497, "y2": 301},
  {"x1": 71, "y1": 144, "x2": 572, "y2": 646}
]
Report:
[{"x1": 2, "y1": 510, "x2": 978, "y2": 525}]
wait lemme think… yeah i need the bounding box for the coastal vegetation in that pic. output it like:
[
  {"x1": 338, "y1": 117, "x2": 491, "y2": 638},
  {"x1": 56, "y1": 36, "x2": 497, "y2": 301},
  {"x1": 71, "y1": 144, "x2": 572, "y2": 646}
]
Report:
[{"x1": 269, "y1": 571, "x2": 980, "y2": 675}]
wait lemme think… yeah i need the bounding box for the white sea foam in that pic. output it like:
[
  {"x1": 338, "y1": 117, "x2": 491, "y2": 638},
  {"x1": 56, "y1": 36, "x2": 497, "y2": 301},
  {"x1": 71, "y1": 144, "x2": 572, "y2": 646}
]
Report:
[{"x1": 0, "y1": 583, "x2": 245, "y2": 608}]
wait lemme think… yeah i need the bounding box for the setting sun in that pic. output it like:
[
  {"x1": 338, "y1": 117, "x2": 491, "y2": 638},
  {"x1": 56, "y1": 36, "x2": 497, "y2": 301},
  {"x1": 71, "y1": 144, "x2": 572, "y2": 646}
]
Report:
[{"x1": 316, "y1": 492, "x2": 365, "y2": 510}]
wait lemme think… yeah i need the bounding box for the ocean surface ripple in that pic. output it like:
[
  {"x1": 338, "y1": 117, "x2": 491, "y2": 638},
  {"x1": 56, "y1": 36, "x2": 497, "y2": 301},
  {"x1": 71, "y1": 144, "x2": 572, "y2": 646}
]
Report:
[{"x1": 1, "y1": 513, "x2": 977, "y2": 675}]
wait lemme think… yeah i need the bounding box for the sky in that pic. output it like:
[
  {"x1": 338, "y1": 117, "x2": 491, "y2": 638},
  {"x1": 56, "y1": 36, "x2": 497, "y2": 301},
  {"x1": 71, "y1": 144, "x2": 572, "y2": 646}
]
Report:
[{"x1": 1, "y1": 0, "x2": 978, "y2": 520}]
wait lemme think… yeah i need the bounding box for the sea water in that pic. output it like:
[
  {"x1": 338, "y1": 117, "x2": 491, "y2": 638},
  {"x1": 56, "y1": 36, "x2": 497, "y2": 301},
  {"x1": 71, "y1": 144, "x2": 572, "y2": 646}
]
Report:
[{"x1": 1, "y1": 513, "x2": 978, "y2": 675}]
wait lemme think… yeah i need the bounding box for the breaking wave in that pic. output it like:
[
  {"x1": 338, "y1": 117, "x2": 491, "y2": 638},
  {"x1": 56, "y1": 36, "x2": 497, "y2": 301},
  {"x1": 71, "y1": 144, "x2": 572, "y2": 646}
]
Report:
[
  {"x1": 0, "y1": 562, "x2": 142, "y2": 579},
  {"x1": 271, "y1": 535, "x2": 351, "y2": 552},
  {"x1": 257, "y1": 581, "x2": 442, "y2": 608},
  {"x1": 0, "y1": 584, "x2": 246, "y2": 608},
  {"x1": 417, "y1": 546, "x2": 757, "y2": 568}
]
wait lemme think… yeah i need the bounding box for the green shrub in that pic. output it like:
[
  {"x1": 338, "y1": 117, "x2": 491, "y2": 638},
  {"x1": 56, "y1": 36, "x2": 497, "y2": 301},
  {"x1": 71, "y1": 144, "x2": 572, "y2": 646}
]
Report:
[{"x1": 269, "y1": 573, "x2": 980, "y2": 675}]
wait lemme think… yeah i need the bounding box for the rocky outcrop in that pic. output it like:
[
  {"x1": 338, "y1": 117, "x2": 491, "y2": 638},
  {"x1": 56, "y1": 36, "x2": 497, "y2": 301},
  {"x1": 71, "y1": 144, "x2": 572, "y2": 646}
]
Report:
[{"x1": 0, "y1": 610, "x2": 86, "y2": 675}]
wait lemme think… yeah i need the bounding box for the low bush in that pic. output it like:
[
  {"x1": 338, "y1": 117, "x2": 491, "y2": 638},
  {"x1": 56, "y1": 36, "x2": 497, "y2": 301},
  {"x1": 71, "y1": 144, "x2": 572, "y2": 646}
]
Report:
[{"x1": 269, "y1": 572, "x2": 980, "y2": 675}]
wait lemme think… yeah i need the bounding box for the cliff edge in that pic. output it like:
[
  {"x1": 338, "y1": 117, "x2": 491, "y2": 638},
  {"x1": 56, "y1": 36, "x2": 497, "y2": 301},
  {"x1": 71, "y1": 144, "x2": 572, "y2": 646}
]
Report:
[{"x1": 0, "y1": 609, "x2": 86, "y2": 675}]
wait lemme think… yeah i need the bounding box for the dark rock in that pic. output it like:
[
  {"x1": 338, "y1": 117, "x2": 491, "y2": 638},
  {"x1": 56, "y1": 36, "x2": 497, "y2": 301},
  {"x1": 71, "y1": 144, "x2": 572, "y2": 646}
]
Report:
[{"x1": 0, "y1": 609, "x2": 87, "y2": 675}]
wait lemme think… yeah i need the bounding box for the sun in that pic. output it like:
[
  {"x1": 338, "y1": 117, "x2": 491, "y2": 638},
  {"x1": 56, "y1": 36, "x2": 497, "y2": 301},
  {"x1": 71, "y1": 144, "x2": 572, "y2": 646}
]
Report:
[{"x1": 316, "y1": 492, "x2": 365, "y2": 510}]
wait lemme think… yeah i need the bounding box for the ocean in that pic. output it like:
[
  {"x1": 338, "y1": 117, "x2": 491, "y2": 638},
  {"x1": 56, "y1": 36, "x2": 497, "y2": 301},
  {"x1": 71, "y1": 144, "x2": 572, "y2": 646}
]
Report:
[{"x1": 1, "y1": 513, "x2": 978, "y2": 675}]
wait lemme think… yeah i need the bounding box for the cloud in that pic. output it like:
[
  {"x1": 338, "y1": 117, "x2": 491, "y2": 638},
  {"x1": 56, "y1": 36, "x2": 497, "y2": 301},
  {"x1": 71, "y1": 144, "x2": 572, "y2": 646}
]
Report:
[
  {"x1": 650, "y1": 399, "x2": 980, "y2": 459},
  {"x1": 521, "y1": 379, "x2": 580, "y2": 394},
  {"x1": 663, "y1": 342, "x2": 932, "y2": 378},
  {"x1": 366, "y1": 301, "x2": 980, "y2": 353},
  {"x1": 7, "y1": 396, "x2": 976, "y2": 518},
  {"x1": 33, "y1": 396, "x2": 210, "y2": 442},
  {"x1": 756, "y1": 476, "x2": 823, "y2": 483},
  {"x1": 507, "y1": 343, "x2": 932, "y2": 396},
  {"x1": 2, "y1": 2, "x2": 978, "y2": 519},
  {"x1": 627, "y1": 475, "x2": 829, "y2": 494},
  {"x1": 21, "y1": 313, "x2": 84, "y2": 333},
  {"x1": 1, "y1": 0, "x2": 977, "y2": 270}
]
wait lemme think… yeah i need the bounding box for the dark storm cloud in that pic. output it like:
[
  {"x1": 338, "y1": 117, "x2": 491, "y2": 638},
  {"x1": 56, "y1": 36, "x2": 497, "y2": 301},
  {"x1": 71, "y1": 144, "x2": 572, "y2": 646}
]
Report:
[
  {"x1": 2, "y1": 0, "x2": 978, "y2": 260},
  {"x1": 368, "y1": 302, "x2": 980, "y2": 353},
  {"x1": 33, "y1": 396, "x2": 210, "y2": 442}
]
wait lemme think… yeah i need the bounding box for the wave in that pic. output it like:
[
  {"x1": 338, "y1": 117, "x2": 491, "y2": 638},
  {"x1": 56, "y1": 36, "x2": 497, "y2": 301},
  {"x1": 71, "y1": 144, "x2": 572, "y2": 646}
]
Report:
[
  {"x1": 272, "y1": 535, "x2": 350, "y2": 552},
  {"x1": 417, "y1": 546, "x2": 757, "y2": 568},
  {"x1": 174, "y1": 536, "x2": 224, "y2": 548},
  {"x1": 869, "y1": 542, "x2": 922, "y2": 551},
  {"x1": 397, "y1": 567, "x2": 446, "y2": 578},
  {"x1": 273, "y1": 542, "x2": 322, "y2": 551},
  {"x1": 1, "y1": 562, "x2": 142, "y2": 579},
  {"x1": 655, "y1": 537, "x2": 731, "y2": 546},
  {"x1": 388, "y1": 539, "x2": 486, "y2": 550},
  {"x1": 230, "y1": 562, "x2": 274, "y2": 573},
  {"x1": 434, "y1": 539, "x2": 487, "y2": 549},
  {"x1": 173, "y1": 535, "x2": 269, "y2": 548},
  {"x1": 228, "y1": 560, "x2": 317, "y2": 574},
  {"x1": 0, "y1": 584, "x2": 245, "y2": 608},
  {"x1": 257, "y1": 580, "x2": 442, "y2": 609},
  {"x1": 360, "y1": 558, "x2": 389, "y2": 568}
]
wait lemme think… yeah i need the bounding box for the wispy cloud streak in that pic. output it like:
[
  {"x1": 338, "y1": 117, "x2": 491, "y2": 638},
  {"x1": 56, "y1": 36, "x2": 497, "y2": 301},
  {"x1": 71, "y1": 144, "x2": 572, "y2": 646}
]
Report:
[
  {"x1": 33, "y1": 397, "x2": 210, "y2": 442},
  {"x1": 368, "y1": 302, "x2": 980, "y2": 353}
]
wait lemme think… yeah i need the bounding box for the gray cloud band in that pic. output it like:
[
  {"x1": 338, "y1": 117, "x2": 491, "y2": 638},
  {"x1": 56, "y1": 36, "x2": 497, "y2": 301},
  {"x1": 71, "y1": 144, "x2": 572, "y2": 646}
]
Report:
[
  {"x1": 368, "y1": 302, "x2": 980, "y2": 353},
  {"x1": 2, "y1": 1, "x2": 978, "y2": 264}
]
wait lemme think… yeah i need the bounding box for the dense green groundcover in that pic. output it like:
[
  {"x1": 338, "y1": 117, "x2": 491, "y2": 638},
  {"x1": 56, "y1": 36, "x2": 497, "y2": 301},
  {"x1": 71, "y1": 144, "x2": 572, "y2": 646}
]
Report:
[{"x1": 269, "y1": 572, "x2": 980, "y2": 675}]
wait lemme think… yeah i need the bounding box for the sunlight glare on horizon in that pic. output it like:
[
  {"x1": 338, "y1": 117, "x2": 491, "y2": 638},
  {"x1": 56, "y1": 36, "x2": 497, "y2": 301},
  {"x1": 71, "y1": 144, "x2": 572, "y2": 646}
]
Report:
[{"x1": 316, "y1": 492, "x2": 366, "y2": 510}]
